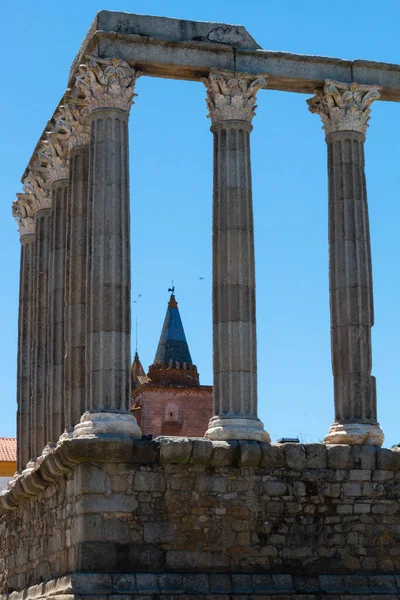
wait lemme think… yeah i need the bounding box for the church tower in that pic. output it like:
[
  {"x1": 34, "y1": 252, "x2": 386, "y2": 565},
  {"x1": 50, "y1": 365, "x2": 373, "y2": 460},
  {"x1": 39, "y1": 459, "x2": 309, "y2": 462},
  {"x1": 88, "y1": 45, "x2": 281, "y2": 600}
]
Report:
[{"x1": 131, "y1": 291, "x2": 213, "y2": 437}]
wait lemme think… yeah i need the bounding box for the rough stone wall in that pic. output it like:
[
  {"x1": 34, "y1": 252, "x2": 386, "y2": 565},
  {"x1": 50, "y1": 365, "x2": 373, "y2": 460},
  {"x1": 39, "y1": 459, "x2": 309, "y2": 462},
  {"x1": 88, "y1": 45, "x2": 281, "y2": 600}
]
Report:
[
  {"x1": 135, "y1": 388, "x2": 213, "y2": 437},
  {"x1": 2, "y1": 439, "x2": 400, "y2": 597},
  {"x1": 0, "y1": 471, "x2": 72, "y2": 593}
]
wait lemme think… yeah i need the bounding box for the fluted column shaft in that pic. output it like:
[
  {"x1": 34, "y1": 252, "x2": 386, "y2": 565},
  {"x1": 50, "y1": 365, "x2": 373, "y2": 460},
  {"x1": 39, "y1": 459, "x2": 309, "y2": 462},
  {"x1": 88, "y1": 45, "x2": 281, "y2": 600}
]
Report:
[
  {"x1": 328, "y1": 131, "x2": 376, "y2": 419},
  {"x1": 64, "y1": 145, "x2": 89, "y2": 429},
  {"x1": 203, "y1": 69, "x2": 270, "y2": 441},
  {"x1": 308, "y1": 79, "x2": 383, "y2": 446},
  {"x1": 86, "y1": 108, "x2": 131, "y2": 410},
  {"x1": 47, "y1": 179, "x2": 68, "y2": 444},
  {"x1": 71, "y1": 55, "x2": 140, "y2": 438},
  {"x1": 213, "y1": 122, "x2": 257, "y2": 413},
  {"x1": 16, "y1": 233, "x2": 35, "y2": 470},
  {"x1": 32, "y1": 208, "x2": 51, "y2": 458}
]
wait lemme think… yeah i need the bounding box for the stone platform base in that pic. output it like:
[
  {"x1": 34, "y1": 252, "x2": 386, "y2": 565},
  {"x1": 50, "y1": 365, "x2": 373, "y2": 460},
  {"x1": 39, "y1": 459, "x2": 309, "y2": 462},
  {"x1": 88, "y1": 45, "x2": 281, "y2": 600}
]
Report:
[
  {"x1": 2, "y1": 437, "x2": 400, "y2": 597},
  {"x1": 4, "y1": 572, "x2": 400, "y2": 599}
]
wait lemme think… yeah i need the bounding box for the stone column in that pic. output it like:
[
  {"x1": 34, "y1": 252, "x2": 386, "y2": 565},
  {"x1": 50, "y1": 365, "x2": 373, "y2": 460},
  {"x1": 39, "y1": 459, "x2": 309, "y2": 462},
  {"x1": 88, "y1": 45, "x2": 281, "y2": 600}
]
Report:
[
  {"x1": 308, "y1": 80, "x2": 384, "y2": 446},
  {"x1": 23, "y1": 173, "x2": 52, "y2": 459},
  {"x1": 12, "y1": 197, "x2": 36, "y2": 471},
  {"x1": 202, "y1": 69, "x2": 270, "y2": 442},
  {"x1": 73, "y1": 55, "x2": 141, "y2": 438},
  {"x1": 61, "y1": 103, "x2": 90, "y2": 431},
  {"x1": 39, "y1": 134, "x2": 69, "y2": 446}
]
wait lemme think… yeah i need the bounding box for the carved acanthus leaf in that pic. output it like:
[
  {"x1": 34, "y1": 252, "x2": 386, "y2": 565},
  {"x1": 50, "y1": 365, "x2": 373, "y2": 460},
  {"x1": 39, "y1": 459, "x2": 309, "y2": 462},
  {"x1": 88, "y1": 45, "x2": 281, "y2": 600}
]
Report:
[
  {"x1": 23, "y1": 172, "x2": 51, "y2": 211},
  {"x1": 202, "y1": 68, "x2": 268, "y2": 125},
  {"x1": 12, "y1": 195, "x2": 36, "y2": 238},
  {"x1": 307, "y1": 80, "x2": 381, "y2": 135},
  {"x1": 38, "y1": 138, "x2": 69, "y2": 183},
  {"x1": 57, "y1": 102, "x2": 90, "y2": 149},
  {"x1": 76, "y1": 55, "x2": 141, "y2": 113}
]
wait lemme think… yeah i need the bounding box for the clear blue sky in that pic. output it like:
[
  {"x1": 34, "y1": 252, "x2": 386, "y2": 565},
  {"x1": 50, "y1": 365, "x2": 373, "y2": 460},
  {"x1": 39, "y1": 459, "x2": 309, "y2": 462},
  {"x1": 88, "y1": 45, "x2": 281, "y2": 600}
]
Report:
[{"x1": 1, "y1": 0, "x2": 400, "y2": 446}]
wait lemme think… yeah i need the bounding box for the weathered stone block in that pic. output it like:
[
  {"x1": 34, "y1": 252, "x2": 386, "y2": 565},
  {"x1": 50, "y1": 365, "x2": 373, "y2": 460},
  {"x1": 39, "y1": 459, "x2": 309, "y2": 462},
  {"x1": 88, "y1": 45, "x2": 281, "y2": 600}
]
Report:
[
  {"x1": 182, "y1": 574, "x2": 210, "y2": 594},
  {"x1": 377, "y1": 448, "x2": 400, "y2": 470},
  {"x1": 252, "y1": 574, "x2": 274, "y2": 592},
  {"x1": 342, "y1": 482, "x2": 361, "y2": 497},
  {"x1": 263, "y1": 480, "x2": 287, "y2": 497},
  {"x1": 305, "y1": 444, "x2": 327, "y2": 468},
  {"x1": 354, "y1": 503, "x2": 371, "y2": 514},
  {"x1": 143, "y1": 522, "x2": 175, "y2": 544},
  {"x1": 209, "y1": 574, "x2": 232, "y2": 593},
  {"x1": 322, "y1": 483, "x2": 341, "y2": 498},
  {"x1": 166, "y1": 551, "x2": 228, "y2": 570},
  {"x1": 327, "y1": 445, "x2": 352, "y2": 469},
  {"x1": 60, "y1": 573, "x2": 113, "y2": 594},
  {"x1": 231, "y1": 574, "x2": 252, "y2": 593},
  {"x1": 75, "y1": 463, "x2": 107, "y2": 494},
  {"x1": 72, "y1": 514, "x2": 130, "y2": 543},
  {"x1": 260, "y1": 443, "x2": 285, "y2": 467},
  {"x1": 238, "y1": 441, "x2": 261, "y2": 466},
  {"x1": 75, "y1": 493, "x2": 138, "y2": 514},
  {"x1": 132, "y1": 440, "x2": 159, "y2": 464},
  {"x1": 190, "y1": 439, "x2": 214, "y2": 464},
  {"x1": 159, "y1": 437, "x2": 193, "y2": 464},
  {"x1": 196, "y1": 474, "x2": 228, "y2": 493},
  {"x1": 349, "y1": 469, "x2": 371, "y2": 481},
  {"x1": 272, "y1": 574, "x2": 293, "y2": 591},
  {"x1": 112, "y1": 574, "x2": 137, "y2": 593},
  {"x1": 211, "y1": 441, "x2": 238, "y2": 466},
  {"x1": 158, "y1": 574, "x2": 183, "y2": 594},
  {"x1": 135, "y1": 574, "x2": 159, "y2": 594},
  {"x1": 134, "y1": 471, "x2": 166, "y2": 492},
  {"x1": 284, "y1": 444, "x2": 306, "y2": 469},
  {"x1": 368, "y1": 574, "x2": 397, "y2": 593},
  {"x1": 319, "y1": 575, "x2": 345, "y2": 593},
  {"x1": 372, "y1": 469, "x2": 394, "y2": 481},
  {"x1": 293, "y1": 576, "x2": 320, "y2": 593},
  {"x1": 351, "y1": 445, "x2": 376, "y2": 469},
  {"x1": 343, "y1": 575, "x2": 369, "y2": 593}
]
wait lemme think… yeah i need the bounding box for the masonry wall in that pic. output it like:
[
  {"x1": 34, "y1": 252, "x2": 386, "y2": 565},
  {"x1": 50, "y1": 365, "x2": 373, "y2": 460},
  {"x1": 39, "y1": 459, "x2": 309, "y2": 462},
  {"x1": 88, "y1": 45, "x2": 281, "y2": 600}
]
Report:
[
  {"x1": 2, "y1": 438, "x2": 400, "y2": 598},
  {"x1": 135, "y1": 387, "x2": 213, "y2": 437},
  {"x1": 0, "y1": 471, "x2": 72, "y2": 592}
]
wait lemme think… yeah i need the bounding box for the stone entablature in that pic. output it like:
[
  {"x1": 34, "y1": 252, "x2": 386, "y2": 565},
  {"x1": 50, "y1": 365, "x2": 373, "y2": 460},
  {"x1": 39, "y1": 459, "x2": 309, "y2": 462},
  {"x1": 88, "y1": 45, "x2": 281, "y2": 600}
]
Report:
[{"x1": 2, "y1": 437, "x2": 400, "y2": 597}]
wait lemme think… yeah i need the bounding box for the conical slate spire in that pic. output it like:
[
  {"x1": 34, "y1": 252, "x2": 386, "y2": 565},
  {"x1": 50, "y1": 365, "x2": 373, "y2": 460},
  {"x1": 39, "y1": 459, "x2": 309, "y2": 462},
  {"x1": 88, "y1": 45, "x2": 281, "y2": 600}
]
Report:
[
  {"x1": 149, "y1": 292, "x2": 199, "y2": 387},
  {"x1": 154, "y1": 293, "x2": 193, "y2": 367}
]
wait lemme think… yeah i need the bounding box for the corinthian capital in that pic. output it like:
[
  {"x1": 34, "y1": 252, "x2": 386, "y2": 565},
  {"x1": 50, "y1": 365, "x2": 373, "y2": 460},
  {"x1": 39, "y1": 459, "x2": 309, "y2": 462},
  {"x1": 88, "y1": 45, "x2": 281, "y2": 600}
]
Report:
[
  {"x1": 76, "y1": 54, "x2": 141, "y2": 113},
  {"x1": 202, "y1": 68, "x2": 268, "y2": 126},
  {"x1": 56, "y1": 102, "x2": 90, "y2": 149},
  {"x1": 12, "y1": 196, "x2": 36, "y2": 238},
  {"x1": 23, "y1": 172, "x2": 51, "y2": 212},
  {"x1": 307, "y1": 80, "x2": 381, "y2": 136},
  {"x1": 38, "y1": 138, "x2": 69, "y2": 183}
]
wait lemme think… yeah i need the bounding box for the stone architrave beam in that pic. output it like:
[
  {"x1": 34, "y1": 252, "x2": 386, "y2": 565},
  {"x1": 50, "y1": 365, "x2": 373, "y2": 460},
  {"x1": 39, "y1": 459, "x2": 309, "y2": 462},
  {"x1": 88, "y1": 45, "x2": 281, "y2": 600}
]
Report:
[
  {"x1": 21, "y1": 12, "x2": 400, "y2": 183},
  {"x1": 308, "y1": 80, "x2": 384, "y2": 446}
]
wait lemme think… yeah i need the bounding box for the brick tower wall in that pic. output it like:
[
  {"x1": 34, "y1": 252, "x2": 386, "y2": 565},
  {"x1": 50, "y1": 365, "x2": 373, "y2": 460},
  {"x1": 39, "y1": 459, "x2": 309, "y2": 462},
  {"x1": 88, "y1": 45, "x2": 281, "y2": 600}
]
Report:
[{"x1": 134, "y1": 386, "x2": 213, "y2": 438}]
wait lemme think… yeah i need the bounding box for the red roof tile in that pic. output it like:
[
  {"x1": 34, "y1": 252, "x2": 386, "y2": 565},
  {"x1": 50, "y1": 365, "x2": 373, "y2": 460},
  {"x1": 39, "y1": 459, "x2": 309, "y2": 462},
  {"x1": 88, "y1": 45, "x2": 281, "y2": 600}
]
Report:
[{"x1": 0, "y1": 438, "x2": 16, "y2": 462}]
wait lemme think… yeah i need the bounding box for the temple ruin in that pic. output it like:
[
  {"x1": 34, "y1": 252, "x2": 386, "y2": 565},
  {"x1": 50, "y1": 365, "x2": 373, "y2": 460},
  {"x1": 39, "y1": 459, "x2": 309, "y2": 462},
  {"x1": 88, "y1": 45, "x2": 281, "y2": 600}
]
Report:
[{"x1": 2, "y1": 10, "x2": 400, "y2": 599}]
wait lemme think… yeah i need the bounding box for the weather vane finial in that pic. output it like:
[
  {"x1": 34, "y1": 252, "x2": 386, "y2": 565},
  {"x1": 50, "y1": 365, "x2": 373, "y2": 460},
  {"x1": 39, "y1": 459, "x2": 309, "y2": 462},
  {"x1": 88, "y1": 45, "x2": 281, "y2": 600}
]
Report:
[{"x1": 168, "y1": 278, "x2": 175, "y2": 294}]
